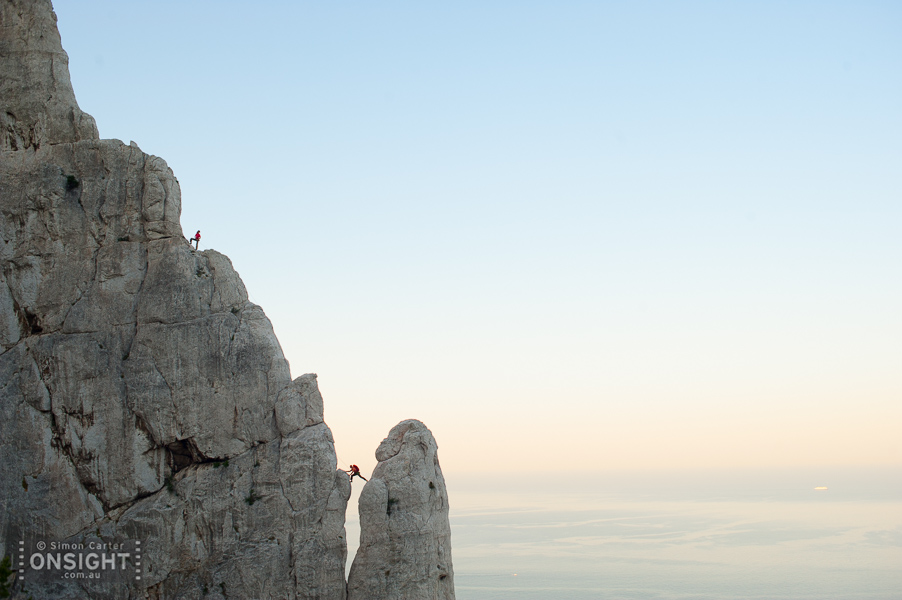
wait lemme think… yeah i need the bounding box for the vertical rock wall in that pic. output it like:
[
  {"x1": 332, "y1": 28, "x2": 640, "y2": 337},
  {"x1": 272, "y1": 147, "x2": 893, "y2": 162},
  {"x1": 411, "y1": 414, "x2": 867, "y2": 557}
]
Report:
[
  {"x1": 0, "y1": 1, "x2": 350, "y2": 597},
  {"x1": 0, "y1": 0, "x2": 98, "y2": 150},
  {"x1": 348, "y1": 420, "x2": 455, "y2": 600}
]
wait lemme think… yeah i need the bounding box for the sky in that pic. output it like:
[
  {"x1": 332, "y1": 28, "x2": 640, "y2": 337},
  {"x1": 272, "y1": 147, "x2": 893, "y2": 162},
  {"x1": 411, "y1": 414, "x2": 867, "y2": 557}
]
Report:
[{"x1": 52, "y1": 1, "x2": 901, "y2": 478}]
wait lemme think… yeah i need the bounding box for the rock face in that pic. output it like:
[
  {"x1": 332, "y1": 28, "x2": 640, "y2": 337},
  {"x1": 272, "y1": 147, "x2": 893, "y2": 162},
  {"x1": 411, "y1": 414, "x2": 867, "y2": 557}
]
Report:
[
  {"x1": 0, "y1": 1, "x2": 350, "y2": 598},
  {"x1": 0, "y1": 0, "x2": 97, "y2": 150},
  {"x1": 348, "y1": 420, "x2": 455, "y2": 600}
]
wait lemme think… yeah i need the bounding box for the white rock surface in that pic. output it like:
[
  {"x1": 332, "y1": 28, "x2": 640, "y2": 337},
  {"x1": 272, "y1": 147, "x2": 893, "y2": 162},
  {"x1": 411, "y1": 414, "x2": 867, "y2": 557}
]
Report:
[
  {"x1": 348, "y1": 420, "x2": 455, "y2": 600},
  {"x1": 0, "y1": 0, "x2": 98, "y2": 150},
  {"x1": 1, "y1": 2, "x2": 456, "y2": 598},
  {"x1": 0, "y1": 2, "x2": 351, "y2": 597}
]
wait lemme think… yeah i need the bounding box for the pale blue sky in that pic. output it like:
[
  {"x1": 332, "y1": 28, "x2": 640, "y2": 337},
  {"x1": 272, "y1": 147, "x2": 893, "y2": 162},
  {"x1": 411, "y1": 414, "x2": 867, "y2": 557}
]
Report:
[{"x1": 53, "y1": 1, "x2": 901, "y2": 474}]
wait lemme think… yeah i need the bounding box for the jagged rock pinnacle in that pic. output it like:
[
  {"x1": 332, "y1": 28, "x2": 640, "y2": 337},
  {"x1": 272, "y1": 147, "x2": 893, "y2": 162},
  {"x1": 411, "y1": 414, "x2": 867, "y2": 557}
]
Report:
[
  {"x1": 348, "y1": 419, "x2": 456, "y2": 600},
  {"x1": 1, "y1": 0, "x2": 98, "y2": 150}
]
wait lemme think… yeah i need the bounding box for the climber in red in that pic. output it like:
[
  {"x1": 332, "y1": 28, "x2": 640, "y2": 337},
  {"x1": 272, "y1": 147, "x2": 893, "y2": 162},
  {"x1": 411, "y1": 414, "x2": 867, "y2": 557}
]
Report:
[
  {"x1": 191, "y1": 230, "x2": 201, "y2": 249},
  {"x1": 346, "y1": 464, "x2": 367, "y2": 483}
]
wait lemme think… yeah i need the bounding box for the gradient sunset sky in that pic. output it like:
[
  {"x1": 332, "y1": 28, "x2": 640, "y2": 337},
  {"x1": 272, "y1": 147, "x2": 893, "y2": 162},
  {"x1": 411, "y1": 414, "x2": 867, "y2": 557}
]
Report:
[{"x1": 53, "y1": 0, "x2": 901, "y2": 476}]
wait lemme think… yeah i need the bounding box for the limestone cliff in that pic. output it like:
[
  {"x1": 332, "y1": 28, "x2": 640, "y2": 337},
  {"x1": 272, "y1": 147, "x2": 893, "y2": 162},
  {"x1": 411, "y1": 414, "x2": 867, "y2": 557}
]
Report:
[
  {"x1": 1, "y1": 1, "x2": 349, "y2": 597},
  {"x1": 348, "y1": 420, "x2": 455, "y2": 600},
  {"x1": 0, "y1": 0, "x2": 97, "y2": 151}
]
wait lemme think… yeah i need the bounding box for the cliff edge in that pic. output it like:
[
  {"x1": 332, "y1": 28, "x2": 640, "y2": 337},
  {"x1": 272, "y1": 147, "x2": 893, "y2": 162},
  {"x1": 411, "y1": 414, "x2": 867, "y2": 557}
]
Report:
[{"x1": 1, "y1": 1, "x2": 349, "y2": 597}]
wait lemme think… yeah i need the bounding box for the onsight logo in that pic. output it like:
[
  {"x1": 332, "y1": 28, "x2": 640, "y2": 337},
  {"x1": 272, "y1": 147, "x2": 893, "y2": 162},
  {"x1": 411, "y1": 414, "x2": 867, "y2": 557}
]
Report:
[{"x1": 18, "y1": 538, "x2": 142, "y2": 583}]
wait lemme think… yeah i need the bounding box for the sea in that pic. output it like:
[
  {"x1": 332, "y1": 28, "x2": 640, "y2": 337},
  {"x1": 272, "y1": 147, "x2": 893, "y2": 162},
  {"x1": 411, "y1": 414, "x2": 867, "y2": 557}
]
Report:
[{"x1": 346, "y1": 466, "x2": 902, "y2": 600}]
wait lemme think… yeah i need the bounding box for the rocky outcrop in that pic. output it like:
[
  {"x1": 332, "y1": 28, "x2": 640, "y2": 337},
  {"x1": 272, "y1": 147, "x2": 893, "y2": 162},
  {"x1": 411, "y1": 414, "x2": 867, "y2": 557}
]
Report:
[
  {"x1": 0, "y1": 1, "x2": 350, "y2": 598},
  {"x1": 348, "y1": 420, "x2": 455, "y2": 600},
  {"x1": 0, "y1": 0, "x2": 97, "y2": 150},
  {"x1": 1, "y1": 2, "x2": 456, "y2": 598}
]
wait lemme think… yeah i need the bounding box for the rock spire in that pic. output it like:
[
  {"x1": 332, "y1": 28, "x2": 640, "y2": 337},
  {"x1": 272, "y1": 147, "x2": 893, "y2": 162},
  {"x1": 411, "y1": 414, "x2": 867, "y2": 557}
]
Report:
[
  {"x1": 348, "y1": 420, "x2": 455, "y2": 600},
  {"x1": 1, "y1": 0, "x2": 98, "y2": 150}
]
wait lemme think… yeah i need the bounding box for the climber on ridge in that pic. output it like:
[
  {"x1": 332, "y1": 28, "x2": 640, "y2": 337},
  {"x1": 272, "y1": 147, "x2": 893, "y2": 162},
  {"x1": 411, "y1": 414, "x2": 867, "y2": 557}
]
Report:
[
  {"x1": 346, "y1": 464, "x2": 367, "y2": 483},
  {"x1": 191, "y1": 230, "x2": 201, "y2": 249}
]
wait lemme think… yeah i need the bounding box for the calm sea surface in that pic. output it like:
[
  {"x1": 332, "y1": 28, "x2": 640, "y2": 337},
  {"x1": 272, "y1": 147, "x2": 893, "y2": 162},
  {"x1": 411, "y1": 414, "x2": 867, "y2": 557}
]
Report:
[{"x1": 347, "y1": 467, "x2": 902, "y2": 599}]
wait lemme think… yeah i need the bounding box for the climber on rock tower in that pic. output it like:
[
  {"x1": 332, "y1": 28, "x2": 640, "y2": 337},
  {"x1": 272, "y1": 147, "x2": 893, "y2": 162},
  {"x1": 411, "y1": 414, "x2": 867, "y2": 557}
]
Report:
[{"x1": 346, "y1": 464, "x2": 368, "y2": 483}]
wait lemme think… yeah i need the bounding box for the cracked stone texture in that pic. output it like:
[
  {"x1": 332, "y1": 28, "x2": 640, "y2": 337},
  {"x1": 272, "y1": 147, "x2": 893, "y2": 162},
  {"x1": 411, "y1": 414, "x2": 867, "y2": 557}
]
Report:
[
  {"x1": 0, "y1": 0, "x2": 98, "y2": 151},
  {"x1": 348, "y1": 420, "x2": 455, "y2": 600},
  {"x1": 0, "y1": 1, "x2": 350, "y2": 597}
]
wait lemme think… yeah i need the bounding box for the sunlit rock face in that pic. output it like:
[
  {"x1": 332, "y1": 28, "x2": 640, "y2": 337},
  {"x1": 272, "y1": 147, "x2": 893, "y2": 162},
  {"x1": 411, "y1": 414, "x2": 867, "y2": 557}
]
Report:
[
  {"x1": 348, "y1": 419, "x2": 455, "y2": 600},
  {"x1": 0, "y1": 1, "x2": 349, "y2": 597}
]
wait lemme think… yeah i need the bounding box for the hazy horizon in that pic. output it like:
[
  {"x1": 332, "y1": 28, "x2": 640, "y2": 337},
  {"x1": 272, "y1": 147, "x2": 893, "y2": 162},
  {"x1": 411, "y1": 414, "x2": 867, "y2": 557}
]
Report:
[{"x1": 359, "y1": 465, "x2": 902, "y2": 598}]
